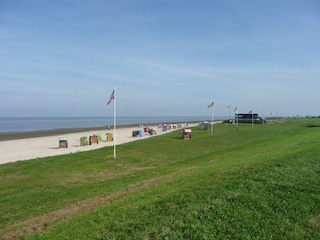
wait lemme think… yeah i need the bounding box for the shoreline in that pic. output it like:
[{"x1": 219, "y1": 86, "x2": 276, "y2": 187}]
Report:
[
  {"x1": 0, "y1": 121, "x2": 208, "y2": 141},
  {"x1": 0, "y1": 125, "x2": 129, "y2": 141}
]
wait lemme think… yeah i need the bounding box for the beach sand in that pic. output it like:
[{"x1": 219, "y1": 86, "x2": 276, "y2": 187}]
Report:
[{"x1": 0, "y1": 123, "x2": 199, "y2": 165}]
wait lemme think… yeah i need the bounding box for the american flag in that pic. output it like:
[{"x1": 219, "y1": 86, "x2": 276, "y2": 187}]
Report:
[{"x1": 106, "y1": 90, "x2": 115, "y2": 105}]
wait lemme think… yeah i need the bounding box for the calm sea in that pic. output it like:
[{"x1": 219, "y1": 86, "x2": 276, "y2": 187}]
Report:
[{"x1": 0, "y1": 116, "x2": 228, "y2": 133}]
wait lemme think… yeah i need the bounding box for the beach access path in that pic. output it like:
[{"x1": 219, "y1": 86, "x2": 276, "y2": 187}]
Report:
[{"x1": 0, "y1": 123, "x2": 199, "y2": 165}]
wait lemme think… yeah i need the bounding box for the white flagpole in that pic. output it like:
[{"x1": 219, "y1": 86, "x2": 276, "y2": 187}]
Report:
[
  {"x1": 236, "y1": 106, "x2": 239, "y2": 130},
  {"x1": 211, "y1": 103, "x2": 214, "y2": 136},
  {"x1": 113, "y1": 86, "x2": 116, "y2": 159},
  {"x1": 252, "y1": 110, "x2": 254, "y2": 128}
]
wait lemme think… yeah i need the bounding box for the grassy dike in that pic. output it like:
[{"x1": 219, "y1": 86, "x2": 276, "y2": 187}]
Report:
[{"x1": 0, "y1": 119, "x2": 319, "y2": 239}]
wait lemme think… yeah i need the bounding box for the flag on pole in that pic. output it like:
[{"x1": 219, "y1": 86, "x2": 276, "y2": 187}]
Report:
[
  {"x1": 249, "y1": 110, "x2": 252, "y2": 114},
  {"x1": 106, "y1": 87, "x2": 117, "y2": 159},
  {"x1": 106, "y1": 90, "x2": 115, "y2": 105},
  {"x1": 207, "y1": 102, "x2": 214, "y2": 108},
  {"x1": 207, "y1": 101, "x2": 215, "y2": 136},
  {"x1": 235, "y1": 105, "x2": 239, "y2": 130},
  {"x1": 249, "y1": 110, "x2": 254, "y2": 128}
]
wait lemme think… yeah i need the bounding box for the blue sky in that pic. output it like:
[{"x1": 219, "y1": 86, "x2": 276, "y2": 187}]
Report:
[{"x1": 1, "y1": 0, "x2": 320, "y2": 118}]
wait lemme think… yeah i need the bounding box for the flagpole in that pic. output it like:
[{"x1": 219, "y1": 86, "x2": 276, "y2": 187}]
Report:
[
  {"x1": 252, "y1": 110, "x2": 254, "y2": 128},
  {"x1": 236, "y1": 106, "x2": 239, "y2": 130},
  {"x1": 113, "y1": 86, "x2": 116, "y2": 159},
  {"x1": 211, "y1": 103, "x2": 214, "y2": 136}
]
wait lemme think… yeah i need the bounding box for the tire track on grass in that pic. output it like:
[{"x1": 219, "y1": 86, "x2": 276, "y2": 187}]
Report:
[{"x1": 1, "y1": 167, "x2": 198, "y2": 239}]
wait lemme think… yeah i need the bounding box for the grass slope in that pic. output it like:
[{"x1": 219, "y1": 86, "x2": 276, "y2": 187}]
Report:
[{"x1": 0, "y1": 119, "x2": 319, "y2": 239}]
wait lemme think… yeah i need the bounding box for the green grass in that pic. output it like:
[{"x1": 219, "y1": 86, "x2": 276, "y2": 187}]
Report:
[{"x1": 0, "y1": 118, "x2": 319, "y2": 239}]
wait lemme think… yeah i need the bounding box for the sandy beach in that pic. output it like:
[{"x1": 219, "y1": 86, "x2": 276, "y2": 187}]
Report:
[{"x1": 0, "y1": 123, "x2": 199, "y2": 165}]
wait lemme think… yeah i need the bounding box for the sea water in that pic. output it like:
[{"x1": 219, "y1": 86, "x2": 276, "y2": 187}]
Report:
[{"x1": 0, "y1": 116, "x2": 228, "y2": 133}]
